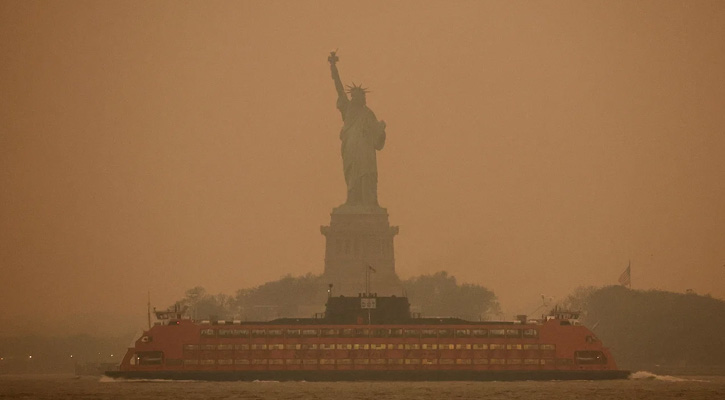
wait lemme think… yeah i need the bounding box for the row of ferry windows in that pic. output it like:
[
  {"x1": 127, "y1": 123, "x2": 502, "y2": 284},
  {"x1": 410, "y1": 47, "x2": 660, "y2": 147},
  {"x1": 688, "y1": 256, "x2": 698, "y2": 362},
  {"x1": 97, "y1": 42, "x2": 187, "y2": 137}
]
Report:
[
  {"x1": 182, "y1": 358, "x2": 551, "y2": 366},
  {"x1": 185, "y1": 344, "x2": 556, "y2": 351},
  {"x1": 200, "y1": 328, "x2": 538, "y2": 339}
]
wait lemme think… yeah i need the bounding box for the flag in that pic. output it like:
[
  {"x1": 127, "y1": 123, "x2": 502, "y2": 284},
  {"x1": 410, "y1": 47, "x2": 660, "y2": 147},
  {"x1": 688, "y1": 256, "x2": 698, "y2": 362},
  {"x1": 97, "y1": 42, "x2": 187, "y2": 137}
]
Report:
[
  {"x1": 618, "y1": 263, "x2": 631, "y2": 288},
  {"x1": 368, "y1": 265, "x2": 376, "y2": 273}
]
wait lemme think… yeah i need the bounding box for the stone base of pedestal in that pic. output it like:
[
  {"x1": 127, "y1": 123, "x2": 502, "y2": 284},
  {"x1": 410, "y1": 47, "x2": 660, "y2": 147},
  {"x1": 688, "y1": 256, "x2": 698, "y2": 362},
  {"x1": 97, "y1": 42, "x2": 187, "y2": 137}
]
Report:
[{"x1": 320, "y1": 207, "x2": 401, "y2": 296}]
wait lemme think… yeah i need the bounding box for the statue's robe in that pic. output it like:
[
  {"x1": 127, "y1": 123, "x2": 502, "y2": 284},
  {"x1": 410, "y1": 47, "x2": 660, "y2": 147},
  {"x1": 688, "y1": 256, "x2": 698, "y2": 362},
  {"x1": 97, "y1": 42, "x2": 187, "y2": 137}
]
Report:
[{"x1": 337, "y1": 96, "x2": 386, "y2": 207}]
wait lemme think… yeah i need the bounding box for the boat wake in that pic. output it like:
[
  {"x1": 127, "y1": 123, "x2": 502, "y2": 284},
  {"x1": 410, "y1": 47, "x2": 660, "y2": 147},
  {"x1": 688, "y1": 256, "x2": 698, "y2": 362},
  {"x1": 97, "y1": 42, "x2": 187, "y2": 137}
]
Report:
[{"x1": 628, "y1": 371, "x2": 708, "y2": 382}]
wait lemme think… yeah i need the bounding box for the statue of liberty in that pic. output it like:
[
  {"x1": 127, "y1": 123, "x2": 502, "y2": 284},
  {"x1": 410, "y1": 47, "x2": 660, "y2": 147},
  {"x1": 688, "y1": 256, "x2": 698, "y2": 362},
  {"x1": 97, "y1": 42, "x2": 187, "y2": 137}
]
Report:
[{"x1": 328, "y1": 51, "x2": 387, "y2": 210}]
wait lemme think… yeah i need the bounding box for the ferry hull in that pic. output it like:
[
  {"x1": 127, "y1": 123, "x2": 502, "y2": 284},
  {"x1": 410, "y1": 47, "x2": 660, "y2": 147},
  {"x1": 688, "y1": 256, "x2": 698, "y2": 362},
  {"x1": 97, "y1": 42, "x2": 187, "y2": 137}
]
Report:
[{"x1": 105, "y1": 369, "x2": 630, "y2": 381}]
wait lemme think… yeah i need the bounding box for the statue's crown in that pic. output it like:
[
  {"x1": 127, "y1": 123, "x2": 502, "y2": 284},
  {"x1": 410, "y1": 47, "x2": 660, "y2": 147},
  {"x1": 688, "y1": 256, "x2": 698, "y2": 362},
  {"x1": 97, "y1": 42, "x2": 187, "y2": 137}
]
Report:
[{"x1": 345, "y1": 83, "x2": 369, "y2": 96}]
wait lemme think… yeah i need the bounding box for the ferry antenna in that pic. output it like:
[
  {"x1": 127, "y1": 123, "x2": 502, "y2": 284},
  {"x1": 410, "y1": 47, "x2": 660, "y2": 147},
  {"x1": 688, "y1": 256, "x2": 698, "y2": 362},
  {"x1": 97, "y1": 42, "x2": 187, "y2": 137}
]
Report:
[{"x1": 147, "y1": 291, "x2": 151, "y2": 330}]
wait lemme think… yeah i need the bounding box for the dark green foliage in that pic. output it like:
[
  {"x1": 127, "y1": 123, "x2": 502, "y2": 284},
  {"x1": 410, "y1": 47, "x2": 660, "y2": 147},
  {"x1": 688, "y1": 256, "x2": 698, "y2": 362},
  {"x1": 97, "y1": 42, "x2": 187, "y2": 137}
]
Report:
[
  {"x1": 177, "y1": 286, "x2": 234, "y2": 321},
  {"x1": 566, "y1": 285, "x2": 725, "y2": 371},
  {"x1": 175, "y1": 271, "x2": 500, "y2": 321},
  {"x1": 402, "y1": 271, "x2": 501, "y2": 320},
  {"x1": 234, "y1": 273, "x2": 328, "y2": 320}
]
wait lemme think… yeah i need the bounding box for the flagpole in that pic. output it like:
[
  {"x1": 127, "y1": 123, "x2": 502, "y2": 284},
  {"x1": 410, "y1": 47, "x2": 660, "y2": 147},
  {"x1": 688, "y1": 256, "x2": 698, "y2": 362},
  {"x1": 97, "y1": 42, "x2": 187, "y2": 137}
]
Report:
[
  {"x1": 628, "y1": 260, "x2": 632, "y2": 289},
  {"x1": 364, "y1": 264, "x2": 369, "y2": 296}
]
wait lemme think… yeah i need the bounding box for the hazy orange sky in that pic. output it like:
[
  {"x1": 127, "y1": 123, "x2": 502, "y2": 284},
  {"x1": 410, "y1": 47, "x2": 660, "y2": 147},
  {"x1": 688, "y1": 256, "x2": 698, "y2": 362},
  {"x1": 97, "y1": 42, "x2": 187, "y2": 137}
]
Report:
[{"x1": 1, "y1": 1, "x2": 724, "y2": 335}]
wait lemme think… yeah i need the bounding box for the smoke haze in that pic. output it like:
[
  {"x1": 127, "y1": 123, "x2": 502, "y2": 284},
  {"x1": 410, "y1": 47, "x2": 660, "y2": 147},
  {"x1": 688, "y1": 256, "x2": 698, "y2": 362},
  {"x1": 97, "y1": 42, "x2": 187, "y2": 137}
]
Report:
[{"x1": 1, "y1": 0, "x2": 724, "y2": 335}]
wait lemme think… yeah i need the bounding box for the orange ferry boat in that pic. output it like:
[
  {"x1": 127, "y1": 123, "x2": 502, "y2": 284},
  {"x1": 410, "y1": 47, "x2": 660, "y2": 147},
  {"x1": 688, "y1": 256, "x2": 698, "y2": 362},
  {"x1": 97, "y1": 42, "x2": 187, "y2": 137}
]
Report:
[{"x1": 106, "y1": 293, "x2": 629, "y2": 381}]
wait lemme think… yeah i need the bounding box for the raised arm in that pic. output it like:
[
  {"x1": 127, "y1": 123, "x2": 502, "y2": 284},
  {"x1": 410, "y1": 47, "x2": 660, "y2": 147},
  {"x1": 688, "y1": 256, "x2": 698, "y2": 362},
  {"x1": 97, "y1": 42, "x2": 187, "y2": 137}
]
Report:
[{"x1": 328, "y1": 51, "x2": 347, "y2": 101}]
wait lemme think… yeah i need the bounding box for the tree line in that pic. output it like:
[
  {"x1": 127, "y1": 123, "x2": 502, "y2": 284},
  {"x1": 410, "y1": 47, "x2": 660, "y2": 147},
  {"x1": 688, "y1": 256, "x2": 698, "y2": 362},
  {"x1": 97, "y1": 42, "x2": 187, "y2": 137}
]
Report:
[
  {"x1": 173, "y1": 271, "x2": 501, "y2": 322},
  {"x1": 563, "y1": 285, "x2": 725, "y2": 373}
]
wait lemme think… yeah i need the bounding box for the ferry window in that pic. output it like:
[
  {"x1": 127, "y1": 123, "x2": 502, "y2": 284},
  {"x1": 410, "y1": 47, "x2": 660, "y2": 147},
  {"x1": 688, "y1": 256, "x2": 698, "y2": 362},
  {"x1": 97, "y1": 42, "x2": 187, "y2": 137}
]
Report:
[
  {"x1": 471, "y1": 329, "x2": 488, "y2": 338},
  {"x1": 218, "y1": 359, "x2": 233, "y2": 365},
  {"x1": 235, "y1": 344, "x2": 249, "y2": 350},
  {"x1": 267, "y1": 329, "x2": 283, "y2": 337},
  {"x1": 506, "y1": 329, "x2": 522, "y2": 338},
  {"x1": 506, "y1": 359, "x2": 522, "y2": 365},
  {"x1": 575, "y1": 351, "x2": 607, "y2": 365},
  {"x1": 455, "y1": 344, "x2": 471, "y2": 350},
  {"x1": 340, "y1": 328, "x2": 355, "y2": 337},
  {"x1": 217, "y1": 344, "x2": 233, "y2": 350},
  {"x1": 489, "y1": 329, "x2": 505, "y2": 338},
  {"x1": 183, "y1": 344, "x2": 199, "y2": 351},
  {"x1": 490, "y1": 358, "x2": 505, "y2": 365},
  {"x1": 472, "y1": 344, "x2": 488, "y2": 350},
  {"x1": 285, "y1": 329, "x2": 301, "y2": 337},
  {"x1": 523, "y1": 329, "x2": 538, "y2": 338},
  {"x1": 404, "y1": 329, "x2": 420, "y2": 338},
  {"x1": 201, "y1": 344, "x2": 216, "y2": 350},
  {"x1": 506, "y1": 344, "x2": 522, "y2": 350},
  {"x1": 489, "y1": 344, "x2": 505, "y2": 350},
  {"x1": 455, "y1": 329, "x2": 470, "y2": 338},
  {"x1": 302, "y1": 329, "x2": 319, "y2": 337},
  {"x1": 251, "y1": 344, "x2": 267, "y2": 350},
  {"x1": 389, "y1": 328, "x2": 403, "y2": 338},
  {"x1": 137, "y1": 351, "x2": 163, "y2": 365},
  {"x1": 303, "y1": 359, "x2": 318, "y2": 365},
  {"x1": 473, "y1": 359, "x2": 489, "y2": 365},
  {"x1": 524, "y1": 359, "x2": 539, "y2": 365},
  {"x1": 523, "y1": 344, "x2": 539, "y2": 350},
  {"x1": 438, "y1": 329, "x2": 453, "y2": 338},
  {"x1": 200, "y1": 329, "x2": 215, "y2": 338},
  {"x1": 183, "y1": 359, "x2": 198, "y2": 365},
  {"x1": 301, "y1": 344, "x2": 318, "y2": 350},
  {"x1": 218, "y1": 329, "x2": 234, "y2": 337},
  {"x1": 337, "y1": 359, "x2": 352, "y2": 365},
  {"x1": 354, "y1": 359, "x2": 369, "y2": 365},
  {"x1": 251, "y1": 329, "x2": 266, "y2": 338},
  {"x1": 540, "y1": 344, "x2": 556, "y2": 351},
  {"x1": 439, "y1": 359, "x2": 454, "y2": 364},
  {"x1": 371, "y1": 329, "x2": 388, "y2": 338},
  {"x1": 456, "y1": 359, "x2": 472, "y2": 364},
  {"x1": 421, "y1": 329, "x2": 437, "y2": 338},
  {"x1": 354, "y1": 329, "x2": 369, "y2": 337},
  {"x1": 234, "y1": 359, "x2": 250, "y2": 365},
  {"x1": 285, "y1": 344, "x2": 301, "y2": 350},
  {"x1": 233, "y1": 329, "x2": 249, "y2": 338},
  {"x1": 321, "y1": 328, "x2": 339, "y2": 337}
]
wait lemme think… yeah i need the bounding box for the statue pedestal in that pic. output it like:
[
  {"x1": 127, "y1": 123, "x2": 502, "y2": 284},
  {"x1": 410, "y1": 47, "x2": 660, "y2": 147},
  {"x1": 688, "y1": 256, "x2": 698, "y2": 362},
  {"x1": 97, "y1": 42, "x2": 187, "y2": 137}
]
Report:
[{"x1": 320, "y1": 206, "x2": 400, "y2": 295}]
